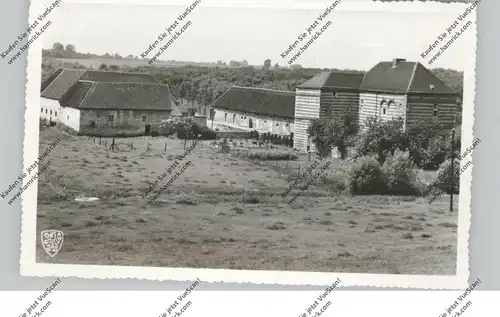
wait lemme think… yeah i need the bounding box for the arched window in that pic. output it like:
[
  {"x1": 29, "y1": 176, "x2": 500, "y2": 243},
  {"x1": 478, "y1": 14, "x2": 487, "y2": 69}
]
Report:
[
  {"x1": 232, "y1": 114, "x2": 236, "y2": 123},
  {"x1": 380, "y1": 100, "x2": 388, "y2": 116}
]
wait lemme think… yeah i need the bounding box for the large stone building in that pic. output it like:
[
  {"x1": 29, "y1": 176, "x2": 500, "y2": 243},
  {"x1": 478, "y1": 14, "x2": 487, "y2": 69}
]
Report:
[
  {"x1": 40, "y1": 69, "x2": 175, "y2": 135},
  {"x1": 293, "y1": 58, "x2": 460, "y2": 153},
  {"x1": 210, "y1": 86, "x2": 295, "y2": 135},
  {"x1": 358, "y1": 58, "x2": 460, "y2": 131},
  {"x1": 293, "y1": 71, "x2": 365, "y2": 152},
  {"x1": 40, "y1": 68, "x2": 85, "y2": 123}
]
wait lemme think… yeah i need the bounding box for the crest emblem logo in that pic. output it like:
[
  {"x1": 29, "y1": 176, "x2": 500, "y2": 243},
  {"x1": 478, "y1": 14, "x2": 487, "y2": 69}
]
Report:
[{"x1": 41, "y1": 230, "x2": 64, "y2": 257}]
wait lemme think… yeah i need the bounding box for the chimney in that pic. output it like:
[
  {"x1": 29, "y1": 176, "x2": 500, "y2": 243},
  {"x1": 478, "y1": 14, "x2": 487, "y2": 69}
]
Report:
[{"x1": 392, "y1": 58, "x2": 406, "y2": 67}]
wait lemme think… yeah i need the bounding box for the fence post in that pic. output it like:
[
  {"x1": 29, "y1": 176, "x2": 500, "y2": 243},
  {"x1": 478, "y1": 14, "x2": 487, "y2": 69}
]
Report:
[
  {"x1": 99, "y1": 137, "x2": 101, "y2": 145},
  {"x1": 164, "y1": 143, "x2": 167, "y2": 151},
  {"x1": 111, "y1": 138, "x2": 115, "y2": 151},
  {"x1": 131, "y1": 141, "x2": 133, "y2": 150}
]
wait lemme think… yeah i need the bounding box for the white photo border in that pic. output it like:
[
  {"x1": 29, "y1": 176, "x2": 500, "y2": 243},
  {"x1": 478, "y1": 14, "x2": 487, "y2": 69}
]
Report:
[{"x1": 20, "y1": 0, "x2": 476, "y2": 289}]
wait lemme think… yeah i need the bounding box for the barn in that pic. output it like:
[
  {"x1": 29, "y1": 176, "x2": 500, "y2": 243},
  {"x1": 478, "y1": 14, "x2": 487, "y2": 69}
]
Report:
[
  {"x1": 358, "y1": 58, "x2": 460, "y2": 131},
  {"x1": 41, "y1": 69, "x2": 175, "y2": 135},
  {"x1": 293, "y1": 71, "x2": 365, "y2": 152},
  {"x1": 40, "y1": 68, "x2": 85, "y2": 124},
  {"x1": 210, "y1": 86, "x2": 295, "y2": 135}
]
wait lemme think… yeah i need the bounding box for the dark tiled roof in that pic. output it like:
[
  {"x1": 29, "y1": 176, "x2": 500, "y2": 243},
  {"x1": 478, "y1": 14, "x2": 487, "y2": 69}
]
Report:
[
  {"x1": 60, "y1": 82, "x2": 173, "y2": 111},
  {"x1": 360, "y1": 60, "x2": 456, "y2": 94},
  {"x1": 40, "y1": 68, "x2": 86, "y2": 100},
  {"x1": 299, "y1": 71, "x2": 364, "y2": 89},
  {"x1": 210, "y1": 86, "x2": 296, "y2": 118},
  {"x1": 80, "y1": 70, "x2": 159, "y2": 83}
]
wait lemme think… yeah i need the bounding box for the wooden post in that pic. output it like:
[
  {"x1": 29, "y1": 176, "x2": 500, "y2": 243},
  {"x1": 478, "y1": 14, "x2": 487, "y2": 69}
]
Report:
[
  {"x1": 450, "y1": 124, "x2": 455, "y2": 213},
  {"x1": 131, "y1": 141, "x2": 133, "y2": 150},
  {"x1": 99, "y1": 137, "x2": 101, "y2": 145},
  {"x1": 164, "y1": 143, "x2": 167, "y2": 151},
  {"x1": 111, "y1": 138, "x2": 115, "y2": 151}
]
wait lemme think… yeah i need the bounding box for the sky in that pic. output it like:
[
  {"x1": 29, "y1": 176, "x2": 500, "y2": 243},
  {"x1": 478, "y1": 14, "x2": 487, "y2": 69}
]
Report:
[{"x1": 38, "y1": 0, "x2": 475, "y2": 71}]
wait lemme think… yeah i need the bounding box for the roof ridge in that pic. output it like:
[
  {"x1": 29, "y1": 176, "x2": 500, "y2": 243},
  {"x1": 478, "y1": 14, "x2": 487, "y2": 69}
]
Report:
[
  {"x1": 406, "y1": 62, "x2": 419, "y2": 93},
  {"x1": 83, "y1": 70, "x2": 154, "y2": 76},
  {"x1": 77, "y1": 82, "x2": 97, "y2": 109},
  {"x1": 40, "y1": 68, "x2": 65, "y2": 95},
  {"x1": 231, "y1": 85, "x2": 295, "y2": 94}
]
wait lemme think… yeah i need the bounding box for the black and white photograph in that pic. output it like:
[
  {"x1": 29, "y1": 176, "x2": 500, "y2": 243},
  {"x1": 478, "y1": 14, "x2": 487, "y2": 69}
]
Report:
[{"x1": 16, "y1": 0, "x2": 478, "y2": 288}]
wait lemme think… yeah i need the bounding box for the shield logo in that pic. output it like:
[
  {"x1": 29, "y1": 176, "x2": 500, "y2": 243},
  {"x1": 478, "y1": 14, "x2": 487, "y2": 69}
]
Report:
[{"x1": 41, "y1": 230, "x2": 64, "y2": 257}]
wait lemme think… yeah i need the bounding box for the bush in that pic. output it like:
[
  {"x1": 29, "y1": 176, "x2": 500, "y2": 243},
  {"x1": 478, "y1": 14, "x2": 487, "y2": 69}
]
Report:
[
  {"x1": 347, "y1": 155, "x2": 387, "y2": 195},
  {"x1": 245, "y1": 151, "x2": 298, "y2": 161},
  {"x1": 431, "y1": 158, "x2": 460, "y2": 194},
  {"x1": 353, "y1": 117, "x2": 407, "y2": 164},
  {"x1": 381, "y1": 150, "x2": 424, "y2": 196}
]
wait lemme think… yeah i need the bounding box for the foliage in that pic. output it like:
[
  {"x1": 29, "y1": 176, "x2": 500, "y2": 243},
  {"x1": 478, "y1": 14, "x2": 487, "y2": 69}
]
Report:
[
  {"x1": 381, "y1": 150, "x2": 424, "y2": 196},
  {"x1": 307, "y1": 112, "x2": 358, "y2": 159},
  {"x1": 347, "y1": 155, "x2": 387, "y2": 195},
  {"x1": 239, "y1": 151, "x2": 298, "y2": 161},
  {"x1": 431, "y1": 158, "x2": 460, "y2": 194},
  {"x1": 353, "y1": 117, "x2": 407, "y2": 163},
  {"x1": 158, "y1": 117, "x2": 216, "y2": 140}
]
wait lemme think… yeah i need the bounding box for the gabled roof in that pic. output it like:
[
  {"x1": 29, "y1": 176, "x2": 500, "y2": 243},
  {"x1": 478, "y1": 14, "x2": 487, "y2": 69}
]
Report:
[
  {"x1": 40, "y1": 68, "x2": 86, "y2": 100},
  {"x1": 80, "y1": 70, "x2": 160, "y2": 83},
  {"x1": 360, "y1": 60, "x2": 457, "y2": 94},
  {"x1": 298, "y1": 71, "x2": 364, "y2": 90},
  {"x1": 210, "y1": 86, "x2": 296, "y2": 119},
  {"x1": 60, "y1": 81, "x2": 173, "y2": 111}
]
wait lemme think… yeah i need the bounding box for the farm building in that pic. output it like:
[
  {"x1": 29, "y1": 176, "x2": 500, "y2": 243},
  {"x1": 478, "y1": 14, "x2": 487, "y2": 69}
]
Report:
[
  {"x1": 40, "y1": 68, "x2": 85, "y2": 123},
  {"x1": 358, "y1": 58, "x2": 460, "y2": 131},
  {"x1": 209, "y1": 86, "x2": 295, "y2": 135},
  {"x1": 293, "y1": 71, "x2": 365, "y2": 152},
  {"x1": 40, "y1": 69, "x2": 175, "y2": 135}
]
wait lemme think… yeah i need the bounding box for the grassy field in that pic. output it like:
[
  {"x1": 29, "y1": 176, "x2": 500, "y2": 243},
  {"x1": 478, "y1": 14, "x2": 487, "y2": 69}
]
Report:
[{"x1": 36, "y1": 128, "x2": 458, "y2": 275}]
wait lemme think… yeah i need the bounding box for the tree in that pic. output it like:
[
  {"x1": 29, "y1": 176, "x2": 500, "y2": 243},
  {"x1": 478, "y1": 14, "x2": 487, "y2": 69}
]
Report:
[
  {"x1": 290, "y1": 64, "x2": 303, "y2": 70},
  {"x1": 65, "y1": 44, "x2": 76, "y2": 53},
  {"x1": 307, "y1": 112, "x2": 358, "y2": 159},
  {"x1": 274, "y1": 62, "x2": 280, "y2": 69},
  {"x1": 52, "y1": 42, "x2": 64, "y2": 53},
  {"x1": 263, "y1": 59, "x2": 272, "y2": 70},
  {"x1": 241, "y1": 60, "x2": 249, "y2": 66},
  {"x1": 109, "y1": 65, "x2": 120, "y2": 70},
  {"x1": 229, "y1": 60, "x2": 241, "y2": 67},
  {"x1": 99, "y1": 63, "x2": 108, "y2": 70}
]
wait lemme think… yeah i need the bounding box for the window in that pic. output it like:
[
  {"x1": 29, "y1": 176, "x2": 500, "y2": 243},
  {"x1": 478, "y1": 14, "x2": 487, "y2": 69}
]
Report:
[
  {"x1": 90, "y1": 121, "x2": 96, "y2": 128},
  {"x1": 108, "y1": 115, "x2": 114, "y2": 122},
  {"x1": 50, "y1": 110, "x2": 52, "y2": 115},
  {"x1": 380, "y1": 100, "x2": 388, "y2": 117},
  {"x1": 141, "y1": 115, "x2": 147, "y2": 123},
  {"x1": 433, "y1": 105, "x2": 438, "y2": 117},
  {"x1": 224, "y1": 113, "x2": 227, "y2": 121},
  {"x1": 45, "y1": 109, "x2": 48, "y2": 114},
  {"x1": 232, "y1": 114, "x2": 236, "y2": 123},
  {"x1": 41, "y1": 108, "x2": 43, "y2": 113},
  {"x1": 55, "y1": 111, "x2": 57, "y2": 117},
  {"x1": 67, "y1": 116, "x2": 69, "y2": 120}
]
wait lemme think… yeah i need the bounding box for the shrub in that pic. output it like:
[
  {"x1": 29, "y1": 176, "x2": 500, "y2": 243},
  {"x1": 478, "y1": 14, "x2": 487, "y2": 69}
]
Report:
[
  {"x1": 353, "y1": 117, "x2": 407, "y2": 164},
  {"x1": 431, "y1": 158, "x2": 460, "y2": 194},
  {"x1": 422, "y1": 134, "x2": 451, "y2": 170},
  {"x1": 381, "y1": 150, "x2": 424, "y2": 196},
  {"x1": 246, "y1": 151, "x2": 298, "y2": 161},
  {"x1": 347, "y1": 155, "x2": 387, "y2": 195}
]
